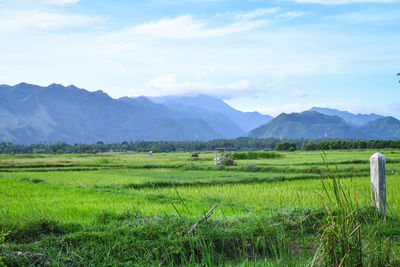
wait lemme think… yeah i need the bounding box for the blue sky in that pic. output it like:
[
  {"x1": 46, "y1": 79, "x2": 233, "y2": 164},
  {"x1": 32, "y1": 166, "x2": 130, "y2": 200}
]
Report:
[{"x1": 0, "y1": 0, "x2": 399, "y2": 117}]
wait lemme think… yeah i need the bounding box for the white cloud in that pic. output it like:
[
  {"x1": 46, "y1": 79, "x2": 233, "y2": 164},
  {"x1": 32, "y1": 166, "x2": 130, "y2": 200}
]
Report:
[
  {"x1": 99, "y1": 7, "x2": 307, "y2": 44},
  {"x1": 129, "y1": 74, "x2": 266, "y2": 98},
  {"x1": 278, "y1": 11, "x2": 308, "y2": 19},
  {"x1": 43, "y1": 0, "x2": 80, "y2": 5},
  {"x1": 332, "y1": 11, "x2": 400, "y2": 23},
  {"x1": 0, "y1": 10, "x2": 96, "y2": 30},
  {"x1": 290, "y1": 90, "x2": 309, "y2": 98},
  {"x1": 292, "y1": 0, "x2": 396, "y2": 4},
  {"x1": 233, "y1": 8, "x2": 280, "y2": 20},
  {"x1": 103, "y1": 15, "x2": 268, "y2": 41}
]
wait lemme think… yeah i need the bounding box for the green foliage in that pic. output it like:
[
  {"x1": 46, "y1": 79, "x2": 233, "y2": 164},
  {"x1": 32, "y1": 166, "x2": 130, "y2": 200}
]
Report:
[
  {"x1": 96, "y1": 157, "x2": 110, "y2": 165},
  {"x1": 233, "y1": 151, "x2": 282, "y2": 160},
  {"x1": 318, "y1": 152, "x2": 362, "y2": 266},
  {"x1": 355, "y1": 139, "x2": 367, "y2": 149},
  {"x1": 6, "y1": 218, "x2": 77, "y2": 244},
  {"x1": 1, "y1": 138, "x2": 400, "y2": 154},
  {"x1": 220, "y1": 153, "x2": 235, "y2": 166},
  {"x1": 1, "y1": 211, "x2": 315, "y2": 266},
  {"x1": 317, "y1": 152, "x2": 400, "y2": 266},
  {"x1": 304, "y1": 141, "x2": 318, "y2": 151},
  {"x1": 243, "y1": 164, "x2": 259, "y2": 172},
  {"x1": 0, "y1": 231, "x2": 6, "y2": 266},
  {"x1": 18, "y1": 177, "x2": 45, "y2": 184},
  {"x1": 275, "y1": 141, "x2": 297, "y2": 151}
]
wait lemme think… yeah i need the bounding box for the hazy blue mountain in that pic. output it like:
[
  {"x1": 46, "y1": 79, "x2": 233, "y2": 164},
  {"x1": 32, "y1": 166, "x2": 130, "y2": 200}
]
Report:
[
  {"x1": 2, "y1": 83, "x2": 398, "y2": 144},
  {"x1": 309, "y1": 107, "x2": 383, "y2": 126},
  {"x1": 247, "y1": 111, "x2": 363, "y2": 139},
  {"x1": 150, "y1": 94, "x2": 273, "y2": 132},
  {"x1": 360, "y1": 116, "x2": 400, "y2": 139},
  {"x1": 123, "y1": 95, "x2": 245, "y2": 139},
  {"x1": 0, "y1": 83, "x2": 222, "y2": 144}
]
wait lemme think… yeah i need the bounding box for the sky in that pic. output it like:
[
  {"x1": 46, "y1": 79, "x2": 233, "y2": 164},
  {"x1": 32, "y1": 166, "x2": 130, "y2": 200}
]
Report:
[{"x1": 0, "y1": 0, "x2": 399, "y2": 117}]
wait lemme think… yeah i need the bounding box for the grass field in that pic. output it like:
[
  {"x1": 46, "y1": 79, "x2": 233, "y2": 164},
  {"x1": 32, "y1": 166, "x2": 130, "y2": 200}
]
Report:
[{"x1": 1, "y1": 150, "x2": 400, "y2": 266}]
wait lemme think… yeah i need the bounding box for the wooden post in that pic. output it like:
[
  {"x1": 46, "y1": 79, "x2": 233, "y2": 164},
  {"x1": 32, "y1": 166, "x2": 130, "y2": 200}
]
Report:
[{"x1": 370, "y1": 152, "x2": 386, "y2": 216}]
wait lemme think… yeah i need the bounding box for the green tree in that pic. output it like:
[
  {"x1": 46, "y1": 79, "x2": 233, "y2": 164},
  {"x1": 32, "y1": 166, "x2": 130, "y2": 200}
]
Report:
[
  {"x1": 275, "y1": 141, "x2": 297, "y2": 151},
  {"x1": 304, "y1": 140, "x2": 318, "y2": 151}
]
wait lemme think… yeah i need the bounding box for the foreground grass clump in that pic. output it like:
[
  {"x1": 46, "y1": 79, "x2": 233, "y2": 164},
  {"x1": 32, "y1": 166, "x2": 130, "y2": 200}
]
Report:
[
  {"x1": 0, "y1": 231, "x2": 6, "y2": 266},
  {"x1": 315, "y1": 152, "x2": 400, "y2": 266},
  {"x1": 2, "y1": 210, "x2": 318, "y2": 266},
  {"x1": 318, "y1": 153, "x2": 363, "y2": 266}
]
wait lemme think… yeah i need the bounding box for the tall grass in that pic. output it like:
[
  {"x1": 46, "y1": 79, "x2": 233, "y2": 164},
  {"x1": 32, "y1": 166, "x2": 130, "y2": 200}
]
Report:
[
  {"x1": 0, "y1": 231, "x2": 6, "y2": 266},
  {"x1": 318, "y1": 152, "x2": 362, "y2": 266},
  {"x1": 317, "y1": 151, "x2": 400, "y2": 266}
]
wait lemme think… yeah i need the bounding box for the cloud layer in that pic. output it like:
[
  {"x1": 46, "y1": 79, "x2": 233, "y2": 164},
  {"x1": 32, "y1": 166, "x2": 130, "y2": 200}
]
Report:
[
  {"x1": 0, "y1": 1, "x2": 399, "y2": 117},
  {"x1": 44, "y1": 0, "x2": 80, "y2": 5},
  {"x1": 135, "y1": 75, "x2": 266, "y2": 99},
  {"x1": 292, "y1": 0, "x2": 396, "y2": 4},
  {"x1": 0, "y1": 10, "x2": 96, "y2": 30}
]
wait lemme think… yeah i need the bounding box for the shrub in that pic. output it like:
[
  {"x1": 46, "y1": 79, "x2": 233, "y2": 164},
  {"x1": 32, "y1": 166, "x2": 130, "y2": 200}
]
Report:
[
  {"x1": 303, "y1": 141, "x2": 318, "y2": 151},
  {"x1": 233, "y1": 151, "x2": 282, "y2": 160},
  {"x1": 275, "y1": 142, "x2": 297, "y2": 151},
  {"x1": 31, "y1": 179, "x2": 45, "y2": 184},
  {"x1": 221, "y1": 157, "x2": 235, "y2": 166}
]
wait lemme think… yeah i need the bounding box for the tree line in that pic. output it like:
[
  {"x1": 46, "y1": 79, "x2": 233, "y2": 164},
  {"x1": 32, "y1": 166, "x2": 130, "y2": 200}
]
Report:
[{"x1": 0, "y1": 138, "x2": 399, "y2": 154}]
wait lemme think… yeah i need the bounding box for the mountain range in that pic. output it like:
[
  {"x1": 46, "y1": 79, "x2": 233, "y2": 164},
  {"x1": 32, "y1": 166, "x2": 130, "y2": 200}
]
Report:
[
  {"x1": 0, "y1": 83, "x2": 271, "y2": 144},
  {"x1": 247, "y1": 111, "x2": 400, "y2": 140},
  {"x1": 308, "y1": 107, "x2": 383, "y2": 126},
  {"x1": 0, "y1": 82, "x2": 399, "y2": 144}
]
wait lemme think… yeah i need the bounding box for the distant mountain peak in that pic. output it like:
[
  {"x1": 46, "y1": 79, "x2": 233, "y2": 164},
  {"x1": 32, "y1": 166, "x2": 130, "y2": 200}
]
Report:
[
  {"x1": 67, "y1": 84, "x2": 79, "y2": 90},
  {"x1": 16, "y1": 82, "x2": 31, "y2": 86},
  {"x1": 48, "y1": 83, "x2": 64, "y2": 88},
  {"x1": 247, "y1": 111, "x2": 358, "y2": 139},
  {"x1": 247, "y1": 110, "x2": 400, "y2": 140},
  {"x1": 149, "y1": 94, "x2": 273, "y2": 132},
  {"x1": 308, "y1": 107, "x2": 384, "y2": 126}
]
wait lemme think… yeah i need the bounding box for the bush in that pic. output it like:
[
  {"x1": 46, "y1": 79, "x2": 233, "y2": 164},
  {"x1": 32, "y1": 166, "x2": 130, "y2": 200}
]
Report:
[
  {"x1": 275, "y1": 142, "x2": 297, "y2": 151},
  {"x1": 31, "y1": 179, "x2": 45, "y2": 184},
  {"x1": 221, "y1": 157, "x2": 235, "y2": 166},
  {"x1": 303, "y1": 141, "x2": 318, "y2": 151},
  {"x1": 233, "y1": 151, "x2": 282, "y2": 160}
]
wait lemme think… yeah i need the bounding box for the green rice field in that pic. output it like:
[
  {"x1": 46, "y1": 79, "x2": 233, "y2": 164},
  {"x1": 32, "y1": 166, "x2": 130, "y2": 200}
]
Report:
[{"x1": 1, "y1": 150, "x2": 400, "y2": 266}]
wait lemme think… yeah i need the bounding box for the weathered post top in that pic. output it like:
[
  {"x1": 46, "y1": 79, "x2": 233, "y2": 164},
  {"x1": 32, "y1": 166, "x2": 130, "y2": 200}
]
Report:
[{"x1": 370, "y1": 152, "x2": 386, "y2": 216}]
